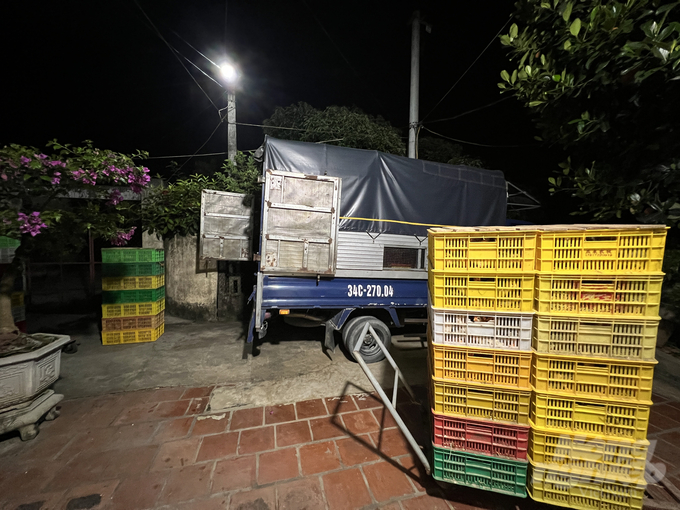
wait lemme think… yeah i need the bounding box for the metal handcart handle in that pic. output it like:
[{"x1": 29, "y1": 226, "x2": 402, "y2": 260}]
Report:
[{"x1": 352, "y1": 322, "x2": 431, "y2": 474}]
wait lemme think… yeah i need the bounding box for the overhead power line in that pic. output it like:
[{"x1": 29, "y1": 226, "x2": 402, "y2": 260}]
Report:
[
  {"x1": 421, "y1": 126, "x2": 531, "y2": 148},
  {"x1": 134, "y1": 0, "x2": 220, "y2": 112},
  {"x1": 422, "y1": 15, "x2": 512, "y2": 122},
  {"x1": 145, "y1": 151, "x2": 229, "y2": 160},
  {"x1": 424, "y1": 96, "x2": 512, "y2": 125},
  {"x1": 166, "y1": 118, "x2": 225, "y2": 180}
]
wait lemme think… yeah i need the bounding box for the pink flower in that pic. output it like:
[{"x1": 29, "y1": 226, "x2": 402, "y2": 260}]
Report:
[
  {"x1": 109, "y1": 227, "x2": 136, "y2": 246},
  {"x1": 17, "y1": 211, "x2": 47, "y2": 236},
  {"x1": 106, "y1": 189, "x2": 123, "y2": 206},
  {"x1": 51, "y1": 172, "x2": 61, "y2": 185},
  {"x1": 19, "y1": 156, "x2": 31, "y2": 165},
  {"x1": 34, "y1": 154, "x2": 48, "y2": 160},
  {"x1": 1, "y1": 174, "x2": 7, "y2": 181}
]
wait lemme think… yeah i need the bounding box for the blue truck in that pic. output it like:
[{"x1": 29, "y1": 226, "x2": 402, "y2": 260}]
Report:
[{"x1": 201, "y1": 137, "x2": 508, "y2": 362}]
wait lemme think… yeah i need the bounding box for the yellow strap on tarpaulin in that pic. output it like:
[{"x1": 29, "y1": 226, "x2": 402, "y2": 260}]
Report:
[{"x1": 339, "y1": 216, "x2": 455, "y2": 228}]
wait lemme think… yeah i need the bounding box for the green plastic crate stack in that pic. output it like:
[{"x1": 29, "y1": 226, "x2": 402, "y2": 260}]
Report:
[
  {"x1": 101, "y1": 248, "x2": 165, "y2": 345},
  {"x1": 0, "y1": 236, "x2": 20, "y2": 264}
]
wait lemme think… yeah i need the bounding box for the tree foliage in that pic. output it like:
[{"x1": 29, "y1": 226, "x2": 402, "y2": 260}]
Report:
[
  {"x1": 263, "y1": 102, "x2": 406, "y2": 155},
  {"x1": 0, "y1": 140, "x2": 150, "y2": 338},
  {"x1": 143, "y1": 152, "x2": 259, "y2": 240},
  {"x1": 417, "y1": 137, "x2": 486, "y2": 168},
  {"x1": 499, "y1": 0, "x2": 680, "y2": 224}
]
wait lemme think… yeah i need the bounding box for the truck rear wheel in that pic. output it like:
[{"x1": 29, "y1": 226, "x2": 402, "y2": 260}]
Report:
[{"x1": 343, "y1": 317, "x2": 391, "y2": 364}]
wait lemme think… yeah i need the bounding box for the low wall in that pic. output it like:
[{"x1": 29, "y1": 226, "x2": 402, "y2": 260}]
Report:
[{"x1": 164, "y1": 236, "x2": 217, "y2": 321}]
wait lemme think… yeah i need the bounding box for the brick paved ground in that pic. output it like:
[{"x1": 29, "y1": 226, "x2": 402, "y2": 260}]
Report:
[{"x1": 0, "y1": 385, "x2": 679, "y2": 510}]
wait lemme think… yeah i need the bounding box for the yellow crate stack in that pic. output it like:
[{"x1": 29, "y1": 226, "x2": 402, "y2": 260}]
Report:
[
  {"x1": 101, "y1": 248, "x2": 165, "y2": 346},
  {"x1": 527, "y1": 225, "x2": 667, "y2": 510},
  {"x1": 427, "y1": 226, "x2": 538, "y2": 497}
]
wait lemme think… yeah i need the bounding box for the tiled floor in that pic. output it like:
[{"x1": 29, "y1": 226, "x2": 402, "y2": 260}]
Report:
[{"x1": 1, "y1": 385, "x2": 679, "y2": 510}]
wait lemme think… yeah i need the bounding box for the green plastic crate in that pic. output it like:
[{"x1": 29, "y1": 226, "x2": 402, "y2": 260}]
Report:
[
  {"x1": 102, "y1": 287, "x2": 165, "y2": 304},
  {"x1": 432, "y1": 445, "x2": 527, "y2": 498},
  {"x1": 102, "y1": 248, "x2": 164, "y2": 263},
  {"x1": 0, "y1": 236, "x2": 20, "y2": 248},
  {"x1": 101, "y1": 262, "x2": 165, "y2": 277}
]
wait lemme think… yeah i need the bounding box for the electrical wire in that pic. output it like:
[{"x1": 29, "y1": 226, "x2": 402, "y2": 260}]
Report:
[
  {"x1": 237, "y1": 121, "x2": 310, "y2": 132},
  {"x1": 174, "y1": 50, "x2": 222, "y2": 88},
  {"x1": 133, "y1": 0, "x2": 220, "y2": 112},
  {"x1": 166, "y1": 118, "x2": 225, "y2": 180},
  {"x1": 421, "y1": 15, "x2": 512, "y2": 122},
  {"x1": 166, "y1": 27, "x2": 221, "y2": 68},
  {"x1": 421, "y1": 126, "x2": 530, "y2": 148},
  {"x1": 300, "y1": 0, "x2": 385, "y2": 112},
  {"x1": 145, "y1": 151, "x2": 229, "y2": 160},
  {"x1": 301, "y1": 0, "x2": 361, "y2": 80},
  {"x1": 424, "y1": 96, "x2": 512, "y2": 125}
]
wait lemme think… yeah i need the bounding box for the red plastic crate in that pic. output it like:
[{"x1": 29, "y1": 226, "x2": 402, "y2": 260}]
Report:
[{"x1": 432, "y1": 411, "x2": 529, "y2": 460}]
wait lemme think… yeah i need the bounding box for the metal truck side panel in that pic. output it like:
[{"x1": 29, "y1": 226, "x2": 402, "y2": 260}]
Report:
[
  {"x1": 200, "y1": 190, "x2": 253, "y2": 261},
  {"x1": 260, "y1": 275, "x2": 428, "y2": 309},
  {"x1": 261, "y1": 170, "x2": 341, "y2": 275}
]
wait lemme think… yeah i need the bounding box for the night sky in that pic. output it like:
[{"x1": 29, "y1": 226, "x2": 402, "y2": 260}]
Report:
[{"x1": 1, "y1": 1, "x2": 561, "y2": 209}]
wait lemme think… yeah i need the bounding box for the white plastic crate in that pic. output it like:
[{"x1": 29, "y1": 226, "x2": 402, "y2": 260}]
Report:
[
  {"x1": 429, "y1": 306, "x2": 533, "y2": 351},
  {"x1": 0, "y1": 247, "x2": 16, "y2": 264}
]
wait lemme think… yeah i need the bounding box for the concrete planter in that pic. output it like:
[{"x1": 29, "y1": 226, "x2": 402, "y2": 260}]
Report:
[{"x1": 0, "y1": 334, "x2": 71, "y2": 409}]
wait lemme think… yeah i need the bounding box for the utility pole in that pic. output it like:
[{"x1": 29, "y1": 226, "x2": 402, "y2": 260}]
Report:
[
  {"x1": 408, "y1": 11, "x2": 421, "y2": 159},
  {"x1": 227, "y1": 91, "x2": 237, "y2": 162}
]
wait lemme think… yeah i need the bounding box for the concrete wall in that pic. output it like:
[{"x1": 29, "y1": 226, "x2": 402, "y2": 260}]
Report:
[
  {"x1": 164, "y1": 235, "x2": 218, "y2": 321},
  {"x1": 142, "y1": 232, "x2": 164, "y2": 249}
]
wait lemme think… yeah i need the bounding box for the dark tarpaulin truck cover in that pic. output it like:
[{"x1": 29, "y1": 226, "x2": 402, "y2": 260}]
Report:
[{"x1": 262, "y1": 136, "x2": 507, "y2": 237}]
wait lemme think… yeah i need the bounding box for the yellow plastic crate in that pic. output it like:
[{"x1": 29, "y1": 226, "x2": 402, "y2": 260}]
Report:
[
  {"x1": 532, "y1": 354, "x2": 655, "y2": 403},
  {"x1": 11, "y1": 292, "x2": 24, "y2": 308},
  {"x1": 536, "y1": 224, "x2": 667, "y2": 274},
  {"x1": 429, "y1": 272, "x2": 534, "y2": 311},
  {"x1": 527, "y1": 462, "x2": 645, "y2": 510},
  {"x1": 101, "y1": 299, "x2": 165, "y2": 318},
  {"x1": 529, "y1": 428, "x2": 648, "y2": 480},
  {"x1": 431, "y1": 379, "x2": 531, "y2": 425},
  {"x1": 101, "y1": 311, "x2": 164, "y2": 331},
  {"x1": 428, "y1": 226, "x2": 537, "y2": 272},
  {"x1": 530, "y1": 392, "x2": 650, "y2": 441},
  {"x1": 535, "y1": 274, "x2": 663, "y2": 318},
  {"x1": 533, "y1": 315, "x2": 659, "y2": 361},
  {"x1": 102, "y1": 323, "x2": 164, "y2": 345},
  {"x1": 429, "y1": 341, "x2": 532, "y2": 390},
  {"x1": 101, "y1": 275, "x2": 165, "y2": 291}
]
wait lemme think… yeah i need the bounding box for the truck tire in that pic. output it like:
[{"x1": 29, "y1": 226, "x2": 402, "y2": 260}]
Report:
[
  {"x1": 343, "y1": 316, "x2": 391, "y2": 364},
  {"x1": 341, "y1": 316, "x2": 371, "y2": 347}
]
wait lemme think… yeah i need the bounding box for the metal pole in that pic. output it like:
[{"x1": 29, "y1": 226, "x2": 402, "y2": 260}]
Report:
[
  {"x1": 88, "y1": 230, "x2": 95, "y2": 298},
  {"x1": 408, "y1": 10, "x2": 420, "y2": 159},
  {"x1": 227, "y1": 91, "x2": 237, "y2": 162}
]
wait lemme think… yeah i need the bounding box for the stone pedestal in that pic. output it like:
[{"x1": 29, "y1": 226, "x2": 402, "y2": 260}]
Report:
[{"x1": 0, "y1": 389, "x2": 62, "y2": 440}]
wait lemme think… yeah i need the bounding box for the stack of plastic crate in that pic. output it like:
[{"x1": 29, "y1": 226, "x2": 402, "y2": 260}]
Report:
[
  {"x1": 426, "y1": 226, "x2": 538, "y2": 498},
  {"x1": 0, "y1": 236, "x2": 27, "y2": 332},
  {"x1": 101, "y1": 248, "x2": 165, "y2": 346},
  {"x1": 527, "y1": 225, "x2": 667, "y2": 510}
]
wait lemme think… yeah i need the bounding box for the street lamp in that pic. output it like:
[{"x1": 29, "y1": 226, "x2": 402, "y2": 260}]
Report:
[
  {"x1": 220, "y1": 63, "x2": 238, "y2": 84},
  {"x1": 219, "y1": 62, "x2": 239, "y2": 162}
]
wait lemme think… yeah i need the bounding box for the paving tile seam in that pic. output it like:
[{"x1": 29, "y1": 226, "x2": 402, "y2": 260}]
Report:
[
  {"x1": 358, "y1": 463, "x2": 380, "y2": 507},
  {"x1": 199, "y1": 452, "x2": 420, "y2": 499},
  {"x1": 315, "y1": 473, "x2": 332, "y2": 510}
]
